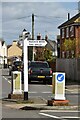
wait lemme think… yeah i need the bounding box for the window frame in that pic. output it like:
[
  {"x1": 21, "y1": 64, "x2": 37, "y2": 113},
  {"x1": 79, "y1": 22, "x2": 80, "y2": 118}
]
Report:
[
  {"x1": 62, "y1": 28, "x2": 65, "y2": 39},
  {"x1": 66, "y1": 27, "x2": 69, "y2": 38}
]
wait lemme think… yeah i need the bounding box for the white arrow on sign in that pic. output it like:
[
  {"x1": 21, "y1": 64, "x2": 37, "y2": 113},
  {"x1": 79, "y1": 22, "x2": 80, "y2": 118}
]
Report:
[{"x1": 26, "y1": 40, "x2": 47, "y2": 46}]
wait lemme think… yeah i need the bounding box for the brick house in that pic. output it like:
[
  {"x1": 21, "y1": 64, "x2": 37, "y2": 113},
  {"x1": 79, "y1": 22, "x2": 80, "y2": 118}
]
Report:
[
  {"x1": 35, "y1": 34, "x2": 57, "y2": 61},
  {"x1": 58, "y1": 12, "x2": 80, "y2": 58}
]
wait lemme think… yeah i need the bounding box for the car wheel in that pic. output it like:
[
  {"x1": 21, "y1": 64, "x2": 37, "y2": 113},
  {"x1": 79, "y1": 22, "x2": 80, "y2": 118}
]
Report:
[
  {"x1": 28, "y1": 79, "x2": 31, "y2": 84},
  {"x1": 43, "y1": 80, "x2": 46, "y2": 85}
]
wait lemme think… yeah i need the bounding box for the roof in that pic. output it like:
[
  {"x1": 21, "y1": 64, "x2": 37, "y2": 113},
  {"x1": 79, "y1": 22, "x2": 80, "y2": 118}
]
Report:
[
  {"x1": 7, "y1": 44, "x2": 22, "y2": 50},
  {"x1": 23, "y1": 29, "x2": 27, "y2": 32},
  {"x1": 46, "y1": 39, "x2": 56, "y2": 51},
  {"x1": 58, "y1": 12, "x2": 80, "y2": 28},
  {"x1": 7, "y1": 45, "x2": 11, "y2": 48},
  {"x1": 0, "y1": 39, "x2": 5, "y2": 46}
]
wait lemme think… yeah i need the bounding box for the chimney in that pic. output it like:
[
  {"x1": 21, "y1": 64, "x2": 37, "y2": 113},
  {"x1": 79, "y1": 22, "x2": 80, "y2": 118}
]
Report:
[
  {"x1": 45, "y1": 35, "x2": 48, "y2": 40},
  {"x1": 37, "y1": 33, "x2": 41, "y2": 40},
  {"x1": 13, "y1": 41, "x2": 17, "y2": 46},
  {"x1": 68, "y1": 13, "x2": 70, "y2": 20}
]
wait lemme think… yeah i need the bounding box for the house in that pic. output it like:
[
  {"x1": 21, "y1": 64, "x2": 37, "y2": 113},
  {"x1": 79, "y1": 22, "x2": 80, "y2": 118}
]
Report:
[
  {"x1": 0, "y1": 39, "x2": 7, "y2": 68},
  {"x1": 35, "y1": 34, "x2": 57, "y2": 61},
  {"x1": 57, "y1": 35, "x2": 60, "y2": 58},
  {"x1": 7, "y1": 41, "x2": 22, "y2": 65},
  {"x1": 58, "y1": 12, "x2": 80, "y2": 58}
]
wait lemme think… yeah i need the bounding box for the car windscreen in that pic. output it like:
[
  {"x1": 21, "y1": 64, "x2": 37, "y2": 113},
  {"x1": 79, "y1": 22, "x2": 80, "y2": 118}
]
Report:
[
  {"x1": 30, "y1": 62, "x2": 49, "y2": 68},
  {"x1": 14, "y1": 61, "x2": 22, "y2": 66}
]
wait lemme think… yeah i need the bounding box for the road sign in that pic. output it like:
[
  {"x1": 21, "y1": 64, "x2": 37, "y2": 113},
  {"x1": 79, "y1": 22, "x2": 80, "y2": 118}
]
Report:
[
  {"x1": 57, "y1": 73, "x2": 64, "y2": 82},
  {"x1": 26, "y1": 40, "x2": 47, "y2": 46},
  {"x1": 23, "y1": 38, "x2": 48, "y2": 100},
  {"x1": 52, "y1": 72, "x2": 65, "y2": 100}
]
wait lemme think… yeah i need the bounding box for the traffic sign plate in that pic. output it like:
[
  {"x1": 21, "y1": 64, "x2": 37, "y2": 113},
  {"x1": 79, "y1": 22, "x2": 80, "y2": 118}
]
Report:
[{"x1": 57, "y1": 74, "x2": 64, "y2": 82}]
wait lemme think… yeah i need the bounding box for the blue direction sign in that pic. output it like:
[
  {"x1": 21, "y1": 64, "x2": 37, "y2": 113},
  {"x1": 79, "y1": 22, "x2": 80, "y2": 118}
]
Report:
[{"x1": 57, "y1": 73, "x2": 64, "y2": 82}]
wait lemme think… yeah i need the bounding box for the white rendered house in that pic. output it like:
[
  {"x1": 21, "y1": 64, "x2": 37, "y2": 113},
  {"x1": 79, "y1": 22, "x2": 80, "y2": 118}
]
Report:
[{"x1": 0, "y1": 39, "x2": 7, "y2": 68}]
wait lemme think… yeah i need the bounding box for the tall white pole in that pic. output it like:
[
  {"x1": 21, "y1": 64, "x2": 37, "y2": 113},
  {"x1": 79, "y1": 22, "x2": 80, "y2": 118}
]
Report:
[{"x1": 24, "y1": 38, "x2": 28, "y2": 100}]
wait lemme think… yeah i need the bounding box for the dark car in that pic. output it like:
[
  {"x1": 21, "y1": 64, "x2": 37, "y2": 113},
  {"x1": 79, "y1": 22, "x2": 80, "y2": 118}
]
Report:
[
  {"x1": 12, "y1": 61, "x2": 23, "y2": 71},
  {"x1": 9, "y1": 61, "x2": 23, "y2": 75},
  {"x1": 28, "y1": 61, "x2": 52, "y2": 84}
]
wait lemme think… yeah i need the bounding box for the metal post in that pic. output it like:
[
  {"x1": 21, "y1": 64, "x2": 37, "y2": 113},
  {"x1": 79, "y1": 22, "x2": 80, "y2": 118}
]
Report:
[
  {"x1": 32, "y1": 13, "x2": 35, "y2": 61},
  {"x1": 24, "y1": 38, "x2": 28, "y2": 100}
]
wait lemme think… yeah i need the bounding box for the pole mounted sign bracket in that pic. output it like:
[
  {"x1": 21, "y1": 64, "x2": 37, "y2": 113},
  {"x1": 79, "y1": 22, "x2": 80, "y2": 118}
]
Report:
[{"x1": 23, "y1": 38, "x2": 47, "y2": 100}]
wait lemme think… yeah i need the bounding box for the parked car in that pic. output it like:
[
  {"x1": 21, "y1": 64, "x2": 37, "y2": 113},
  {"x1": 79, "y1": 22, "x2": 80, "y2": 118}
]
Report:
[
  {"x1": 9, "y1": 61, "x2": 23, "y2": 75},
  {"x1": 28, "y1": 61, "x2": 52, "y2": 84}
]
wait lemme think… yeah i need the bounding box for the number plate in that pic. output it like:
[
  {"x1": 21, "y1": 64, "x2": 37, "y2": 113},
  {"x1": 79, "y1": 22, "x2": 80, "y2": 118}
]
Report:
[{"x1": 38, "y1": 76, "x2": 45, "y2": 78}]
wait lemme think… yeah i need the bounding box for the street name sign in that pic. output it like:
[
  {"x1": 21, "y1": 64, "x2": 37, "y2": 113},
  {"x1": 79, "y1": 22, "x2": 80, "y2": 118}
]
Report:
[
  {"x1": 26, "y1": 40, "x2": 47, "y2": 46},
  {"x1": 52, "y1": 72, "x2": 65, "y2": 100},
  {"x1": 23, "y1": 38, "x2": 47, "y2": 100}
]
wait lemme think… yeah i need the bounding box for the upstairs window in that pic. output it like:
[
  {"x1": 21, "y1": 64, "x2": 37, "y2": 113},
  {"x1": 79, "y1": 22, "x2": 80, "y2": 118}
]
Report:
[
  {"x1": 66, "y1": 27, "x2": 69, "y2": 38},
  {"x1": 70, "y1": 26, "x2": 74, "y2": 37},
  {"x1": 62, "y1": 28, "x2": 65, "y2": 38}
]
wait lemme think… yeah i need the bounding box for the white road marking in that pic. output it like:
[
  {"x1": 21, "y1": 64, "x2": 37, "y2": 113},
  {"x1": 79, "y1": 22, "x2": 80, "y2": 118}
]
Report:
[
  {"x1": 61, "y1": 116, "x2": 80, "y2": 118},
  {"x1": 29, "y1": 92, "x2": 37, "y2": 93},
  {"x1": 42, "y1": 92, "x2": 52, "y2": 93},
  {"x1": 40, "y1": 110, "x2": 80, "y2": 113},
  {"x1": 39, "y1": 113, "x2": 67, "y2": 120},
  {"x1": 29, "y1": 85, "x2": 52, "y2": 87},
  {"x1": 28, "y1": 91, "x2": 52, "y2": 93},
  {"x1": 2, "y1": 76, "x2": 11, "y2": 84}
]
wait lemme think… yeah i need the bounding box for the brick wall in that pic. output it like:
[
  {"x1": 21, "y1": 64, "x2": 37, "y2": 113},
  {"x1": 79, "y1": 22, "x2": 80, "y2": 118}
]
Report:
[{"x1": 75, "y1": 26, "x2": 80, "y2": 58}]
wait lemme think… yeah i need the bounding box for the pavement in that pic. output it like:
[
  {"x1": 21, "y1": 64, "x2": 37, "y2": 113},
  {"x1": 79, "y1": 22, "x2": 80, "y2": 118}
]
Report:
[
  {"x1": 2, "y1": 97, "x2": 79, "y2": 111},
  {"x1": 2, "y1": 84, "x2": 79, "y2": 111}
]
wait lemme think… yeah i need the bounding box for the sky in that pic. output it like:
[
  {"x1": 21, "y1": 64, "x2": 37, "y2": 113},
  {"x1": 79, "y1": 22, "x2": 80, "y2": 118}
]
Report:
[{"x1": 0, "y1": 1, "x2": 79, "y2": 45}]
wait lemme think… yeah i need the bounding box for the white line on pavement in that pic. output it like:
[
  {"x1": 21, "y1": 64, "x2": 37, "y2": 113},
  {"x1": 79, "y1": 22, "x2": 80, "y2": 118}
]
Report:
[
  {"x1": 28, "y1": 91, "x2": 52, "y2": 93},
  {"x1": 40, "y1": 110, "x2": 80, "y2": 113},
  {"x1": 2, "y1": 76, "x2": 11, "y2": 84},
  {"x1": 39, "y1": 113, "x2": 67, "y2": 120},
  {"x1": 29, "y1": 85, "x2": 52, "y2": 87},
  {"x1": 29, "y1": 92, "x2": 38, "y2": 93},
  {"x1": 61, "y1": 116, "x2": 80, "y2": 118}
]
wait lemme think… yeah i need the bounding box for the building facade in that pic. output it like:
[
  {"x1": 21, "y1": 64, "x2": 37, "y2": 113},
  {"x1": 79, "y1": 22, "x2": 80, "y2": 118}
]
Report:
[
  {"x1": 7, "y1": 41, "x2": 22, "y2": 65},
  {"x1": 58, "y1": 12, "x2": 80, "y2": 58},
  {"x1": 0, "y1": 39, "x2": 7, "y2": 68}
]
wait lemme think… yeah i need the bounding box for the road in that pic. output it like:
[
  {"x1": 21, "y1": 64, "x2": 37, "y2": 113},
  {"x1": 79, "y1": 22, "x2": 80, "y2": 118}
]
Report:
[
  {"x1": 1, "y1": 69, "x2": 80, "y2": 119},
  {"x1": 2, "y1": 103, "x2": 80, "y2": 119}
]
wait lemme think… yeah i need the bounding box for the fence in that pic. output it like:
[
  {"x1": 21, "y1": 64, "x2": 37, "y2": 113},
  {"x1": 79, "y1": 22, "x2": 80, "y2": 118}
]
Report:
[{"x1": 56, "y1": 58, "x2": 80, "y2": 81}]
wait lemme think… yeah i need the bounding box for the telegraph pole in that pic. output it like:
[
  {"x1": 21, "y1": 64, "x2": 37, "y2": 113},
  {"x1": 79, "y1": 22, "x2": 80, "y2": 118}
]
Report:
[
  {"x1": 32, "y1": 13, "x2": 35, "y2": 61},
  {"x1": 32, "y1": 13, "x2": 34, "y2": 39}
]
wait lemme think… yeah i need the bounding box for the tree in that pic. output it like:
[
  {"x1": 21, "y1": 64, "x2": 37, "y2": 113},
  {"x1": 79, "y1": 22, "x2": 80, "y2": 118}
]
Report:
[
  {"x1": 63, "y1": 39, "x2": 75, "y2": 51},
  {"x1": 62, "y1": 38, "x2": 76, "y2": 58},
  {"x1": 44, "y1": 48, "x2": 54, "y2": 62}
]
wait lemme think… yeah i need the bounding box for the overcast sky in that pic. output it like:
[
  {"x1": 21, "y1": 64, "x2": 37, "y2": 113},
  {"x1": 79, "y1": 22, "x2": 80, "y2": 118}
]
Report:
[{"x1": 0, "y1": 1, "x2": 79, "y2": 45}]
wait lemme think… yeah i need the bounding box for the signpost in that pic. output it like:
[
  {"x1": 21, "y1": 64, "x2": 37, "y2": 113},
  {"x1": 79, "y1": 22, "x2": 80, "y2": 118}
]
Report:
[
  {"x1": 52, "y1": 72, "x2": 65, "y2": 100},
  {"x1": 23, "y1": 38, "x2": 47, "y2": 100}
]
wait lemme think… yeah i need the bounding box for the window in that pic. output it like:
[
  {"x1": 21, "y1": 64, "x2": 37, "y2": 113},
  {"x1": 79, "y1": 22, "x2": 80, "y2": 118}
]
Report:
[
  {"x1": 62, "y1": 29, "x2": 65, "y2": 38},
  {"x1": 66, "y1": 27, "x2": 69, "y2": 38},
  {"x1": 62, "y1": 51, "x2": 65, "y2": 58},
  {"x1": 70, "y1": 26, "x2": 74, "y2": 37},
  {"x1": 66, "y1": 51, "x2": 69, "y2": 58}
]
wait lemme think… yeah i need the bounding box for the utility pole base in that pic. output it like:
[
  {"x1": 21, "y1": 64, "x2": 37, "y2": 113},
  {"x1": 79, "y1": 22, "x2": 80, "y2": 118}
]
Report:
[{"x1": 24, "y1": 92, "x2": 28, "y2": 100}]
